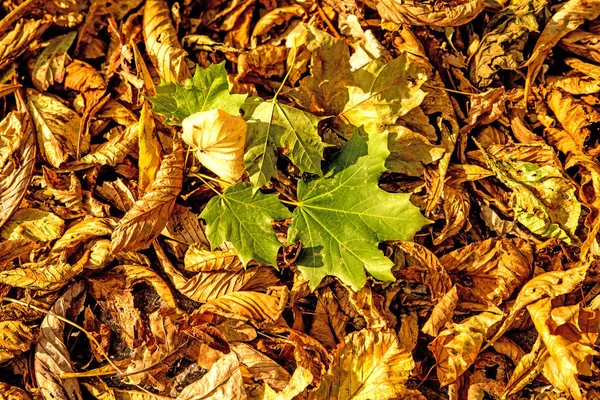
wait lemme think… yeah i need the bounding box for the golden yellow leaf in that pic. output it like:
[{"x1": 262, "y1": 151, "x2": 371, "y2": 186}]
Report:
[
  {"x1": 487, "y1": 265, "x2": 589, "y2": 347},
  {"x1": 0, "y1": 111, "x2": 35, "y2": 230},
  {"x1": 1, "y1": 208, "x2": 64, "y2": 243},
  {"x1": 440, "y1": 238, "x2": 533, "y2": 305},
  {"x1": 110, "y1": 145, "x2": 184, "y2": 253},
  {"x1": 27, "y1": 88, "x2": 82, "y2": 168},
  {"x1": 422, "y1": 285, "x2": 459, "y2": 337},
  {"x1": 115, "y1": 264, "x2": 177, "y2": 309},
  {"x1": 176, "y1": 352, "x2": 246, "y2": 400},
  {"x1": 310, "y1": 328, "x2": 420, "y2": 400},
  {"x1": 138, "y1": 101, "x2": 161, "y2": 194},
  {"x1": 0, "y1": 251, "x2": 85, "y2": 290},
  {"x1": 429, "y1": 307, "x2": 504, "y2": 386},
  {"x1": 65, "y1": 60, "x2": 106, "y2": 92},
  {"x1": 143, "y1": 0, "x2": 191, "y2": 84},
  {"x1": 525, "y1": 0, "x2": 600, "y2": 99},
  {"x1": 528, "y1": 298, "x2": 599, "y2": 400},
  {"x1": 184, "y1": 242, "x2": 241, "y2": 272},
  {"x1": 182, "y1": 109, "x2": 247, "y2": 184},
  {"x1": 377, "y1": 0, "x2": 485, "y2": 27},
  {"x1": 0, "y1": 237, "x2": 37, "y2": 269},
  {"x1": 50, "y1": 217, "x2": 115, "y2": 258},
  {"x1": 502, "y1": 337, "x2": 549, "y2": 399},
  {"x1": 0, "y1": 320, "x2": 34, "y2": 363},
  {"x1": 200, "y1": 286, "x2": 288, "y2": 324}
]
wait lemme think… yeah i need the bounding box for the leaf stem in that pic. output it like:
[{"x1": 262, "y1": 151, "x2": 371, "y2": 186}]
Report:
[
  {"x1": 280, "y1": 199, "x2": 300, "y2": 207},
  {"x1": 273, "y1": 43, "x2": 297, "y2": 101}
]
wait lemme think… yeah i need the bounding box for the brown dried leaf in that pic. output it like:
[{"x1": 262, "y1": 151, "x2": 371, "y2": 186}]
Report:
[
  {"x1": 0, "y1": 19, "x2": 49, "y2": 71},
  {"x1": 0, "y1": 111, "x2": 35, "y2": 230},
  {"x1": 377, "y1": 0, "x2": 485, "y2": 27},
  {"x1": 0, "y1": 382, "x2": 31, "y2": 399},
  {"x1": 176, "y1": 352, "x2": 246, "y2": 400},
  {"x1": 111, "y1": 146, "x2": 183, "y2": 253},
  {"x1": 429, "y1": 306, "x2": 504, "y2": 386},
  {"x1": 34, "y1": 282, "x2": 85, "y2": 400},
  {"x1": 232, "y1": 342, "x2": 292, "y2": 391},
  {"x1": 199, "y1": 286, "x2": 288, "y2": 324}
]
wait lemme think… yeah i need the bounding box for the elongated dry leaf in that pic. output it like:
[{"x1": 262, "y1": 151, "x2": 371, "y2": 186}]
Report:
[
  {"x1": 184, "y1": 243, "x2": 241, "y2": 272},
  {"x1": 0, "y1": 382, "x2": 31, "y2": 399},
  {"x1": 116, "y1": 264, "x2": 177, "y2": 308},
  {"x1": 176, "y1": 352, "x2": 246, "y2": 400},
  {"x1": 525, "y1": 0, "x2": 600, "y2": 99},
  {"x1": 35, "y1": 282, "x2": 85, "y2": 400},
  {"x1": 0, "y1": 111, "x2": 35, "y2": 230},
  {"x1": 232, "y1": 342, "x2": 292, "y2": 391},
  {"x1": 0, "y1": 252, "x2": 84, "y2": 291},
  {"x1": 111, "y1": 146, "x2": 183, "y2": 253},
  {"x1": 310, "y1": 328, "x2": 419, "y2": 400},
  {"x1": 138, "y1": 101, "x2": 161, "y2": 194},
  {"x1": 182, "y1": 109, "x2": 246, "y2": 183},
  {"x1": 199, "y1": 286, "x2": 288, "y2": 324},
  {"x1": 263, "y1": 366, "x2": 312, "y2": 400},
  {"x1": 1, "y1": 208, "x2": 64, "y2": 243},
  {"x1": 422, "y1": 285, "x2": 459, "y2": 337},
  {"x1": 143, "y1": 0, "x2": 191, "y2": 83},
  {"x1": 377, "y1": 0, "x2": 485, "y2": 27},
  {"x1": 73, "y1": 124, "x2": 138, "y2": 168}
]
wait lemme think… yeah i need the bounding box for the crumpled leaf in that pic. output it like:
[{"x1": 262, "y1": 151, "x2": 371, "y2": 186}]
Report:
[
  {"x1": 0, "y1": 19, "x2": 49, "y2": 72},
  {"x1": 479, "y1": 143, "x2": 582, "y2": 243},
  {"x1": 200, "y1": 182, "x2": 292, "y2": 266},
  {"x1": 148, "y1": 62, "x2": 247, "y2": 125},
  {"x1": 143, "y1": 0, "x2": 191, "y2": 84},
  {"x1": 528, "y1": 298, "x2": 600, "y2": 400},
  {"x1": 34, "y1": 282, "x2": 85, "y2": 400},
  {"x1": 32, "y1": 31, "x2": 76, "y2": 92},
  {"x1": 470, "y1": 0, "x2": 546, "y2": 87},
  {"x1": 262, "y1": 365, "x2": 312, "y2": 400},
  {"x1": 288, "y1": 132, "x2": 430, "y2": 291},
  {"x1": 244, "y1": 99, "x2": 325, "y2": 188},
  {"x1": 111, "y1": 146, "x2": 184, "y2": 253},
  {"x1": 440, "y1": 238, "x2": 533, "y2": 305},
  {"x1": 232, "y1": 342, "x2": 292, "y2": 391},
  {"x1": 0, "y1": 382, "x2": 31, "y2": 399},
  {"x1": 525, "y1": 0, "x2": 600, "y2": 98},
  {"x1": 487, "y1": 265, "x2": 589, "y2": 347},
  {"x1": 377, "y1": 0, "x2": 485, "y2": 27},
  {"x1": 182, "y1": 109, "x2": 247, "y2": 183},
  {"x1": 340, "y1": 54, "x2": 427, "y2": 135},
  {"x1": 71, "y1": 123, "x2": 138, "y2": 168},
  {"x1": 309, "y1": 328, "x2": 420, "y2": 400},
  {"x1": 429, "y1": 306, "x2": 504, "y2": 386}
]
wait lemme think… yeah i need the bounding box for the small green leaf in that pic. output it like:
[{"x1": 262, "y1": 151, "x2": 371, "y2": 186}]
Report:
[
  {"x1": 288, "y1": 132, "x2": 430, "y2": 291},
  {"x1": 200, "y1": 183, "x2": 293, "y2": 266},
  {"x1": 245, "y1": 99, "x2": 326, "y2": 188},
  {"x1": 148, "y1": 62, "x2": 247, "y2": 125}
]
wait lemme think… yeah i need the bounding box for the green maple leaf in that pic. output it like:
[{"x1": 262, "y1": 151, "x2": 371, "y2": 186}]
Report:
[
  {"x1": 148, "y1": 62, "x2": 247, "y2": 125},
  {"x1": 287, "y1": 132, "x2": 430, "y2": 291},
  {"x1": 244, "y1": 99, "x2": 326, "y2": 188},
  {"x1": 200, "y1": 182, "x2": 292, "y2": 266}
]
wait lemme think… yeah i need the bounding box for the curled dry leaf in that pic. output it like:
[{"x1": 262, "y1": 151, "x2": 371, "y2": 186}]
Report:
[
  {"x1": 232, "y1": 342, "x2": 292, "y2": 391},
  {"x1": 0, "y1": 382, "x2": 31, "y2": 399},
  {"x1": 525, "y1": 0, "x2": 600, "y2": 99},
  {"x1": 429, "y1": 306, "x2": 504, "y2": 387},
  {"x1": 111, "y1": 145, "x2": 184, "y2": 253},
  {"x1": 309, "y1": 328, "x2": 420, "y2": 400},
  {"x1": 143, "y1": 0, "x2": 191, "y2": 83},
  {"x1": 32, "y1": 31, "x2": 76, "y2": 92},
  {"x1": 0, "y1": 111, "x2": 35, "y2": 230},
  {"x1": 0, "y1": 19, "x2": 49, "y2": 71},
  {"x1": 377, "y1": 0, "x2": 485, "y2": 27},
  {"x1": 34, "y1": 281, "x2": 85, "y2": 400},
  {"x1": 182, "y1": 109, "x2": 247, "y2": 183}
]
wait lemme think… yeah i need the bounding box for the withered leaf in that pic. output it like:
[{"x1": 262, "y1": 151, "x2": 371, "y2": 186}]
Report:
[{"x1": 111, "y1": 145, "x2": 183, "y2": 253}]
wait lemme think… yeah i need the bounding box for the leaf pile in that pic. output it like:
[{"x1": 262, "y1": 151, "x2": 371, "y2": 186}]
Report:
[{"x1": 0, "y1": 0, "x2": 600, "y2": 399}]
